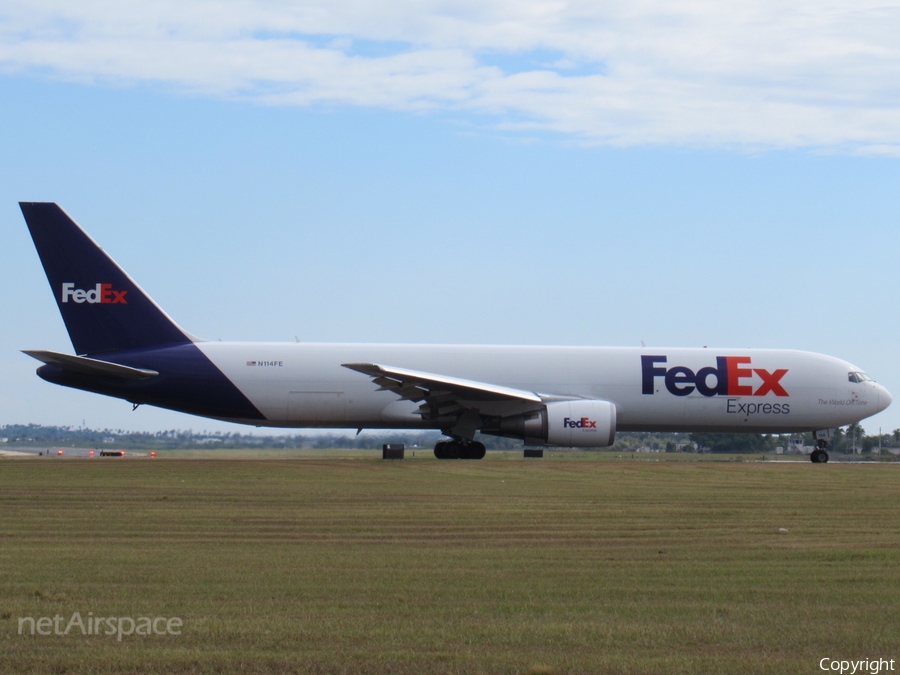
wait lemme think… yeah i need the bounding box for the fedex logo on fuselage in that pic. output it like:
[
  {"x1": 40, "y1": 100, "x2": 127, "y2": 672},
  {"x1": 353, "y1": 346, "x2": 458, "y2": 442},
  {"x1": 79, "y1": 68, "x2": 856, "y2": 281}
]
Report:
[
  {"x1": 61, "y1": 283, "x2": 128, "y2": 304},
  {"x1": 564, "y1": 417, "x2": 597, "y2": 429},
  {"x1": 641, "y1": 355, "x2": 788, "y2": 398}
]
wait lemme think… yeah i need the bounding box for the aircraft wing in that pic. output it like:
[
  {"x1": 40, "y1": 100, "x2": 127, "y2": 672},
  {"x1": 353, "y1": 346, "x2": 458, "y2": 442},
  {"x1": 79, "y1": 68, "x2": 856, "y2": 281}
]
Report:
[
  {"x1": 342, "y1": 362, "x2": 545, "y2": 435},
  {"x1": 23, "y1": 350, "x2": 159, "y2": 380}
]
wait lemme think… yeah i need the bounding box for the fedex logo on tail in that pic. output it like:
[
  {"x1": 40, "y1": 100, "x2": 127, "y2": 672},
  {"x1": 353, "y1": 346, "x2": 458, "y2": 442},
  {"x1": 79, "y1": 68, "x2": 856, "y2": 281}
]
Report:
[
  {"x1": 641, "y1": 355, "x2": 788, "y2": 398},
  {"x1": 61, "y1": 283, "x2": 128, "y2": 304}
]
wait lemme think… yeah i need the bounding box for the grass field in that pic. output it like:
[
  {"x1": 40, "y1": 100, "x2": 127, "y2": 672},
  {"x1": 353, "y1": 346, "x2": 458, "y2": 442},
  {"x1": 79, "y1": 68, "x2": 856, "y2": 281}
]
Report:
[{"x1": 1, "y1": 455, "x2": 899, "y2": 674}]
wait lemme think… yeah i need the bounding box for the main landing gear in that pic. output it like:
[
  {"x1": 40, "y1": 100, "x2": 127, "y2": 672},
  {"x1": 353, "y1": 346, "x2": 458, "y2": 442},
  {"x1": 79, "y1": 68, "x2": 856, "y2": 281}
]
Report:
[
  {"x1": 434, "y1": 440, "x2": 486, "y2": 460},
  {"x1": 810, "y1": 439, "x2": 829, "y2": 464}
]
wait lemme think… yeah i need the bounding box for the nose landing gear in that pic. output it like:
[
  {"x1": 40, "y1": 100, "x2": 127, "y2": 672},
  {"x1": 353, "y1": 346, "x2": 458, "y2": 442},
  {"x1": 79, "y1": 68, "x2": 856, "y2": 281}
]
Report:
[
  {"x1": 810, "y1": 440, "x2": 829, "y2": 463},
  {"x1": 810, "y1": 429, "x2": 834, "y2": 463},
  {"x1": 434, "y1": 440, "x2": 486, "y2": 460}
]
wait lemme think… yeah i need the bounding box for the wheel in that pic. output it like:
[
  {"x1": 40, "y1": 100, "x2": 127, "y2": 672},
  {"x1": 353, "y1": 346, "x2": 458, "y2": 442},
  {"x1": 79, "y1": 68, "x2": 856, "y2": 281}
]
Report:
[
  {"x1": 810, "y1": 449, "x2": 829, "y2": 463},
  {"x1": 434, "y1": 441, "x2": 462, "y2": 459},
  {"x1": 461, "y1": 442, "x2": 486, "y2": 460},
  {"x1": 434, "y1": 441, "x2": 447, "y2": 459}
]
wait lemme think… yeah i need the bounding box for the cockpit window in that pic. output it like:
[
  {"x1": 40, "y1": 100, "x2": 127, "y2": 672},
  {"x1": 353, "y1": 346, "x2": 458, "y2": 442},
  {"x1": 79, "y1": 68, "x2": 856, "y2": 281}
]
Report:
[{"x1": 848, "y1": 372, "x2": 871, "y2": 383}]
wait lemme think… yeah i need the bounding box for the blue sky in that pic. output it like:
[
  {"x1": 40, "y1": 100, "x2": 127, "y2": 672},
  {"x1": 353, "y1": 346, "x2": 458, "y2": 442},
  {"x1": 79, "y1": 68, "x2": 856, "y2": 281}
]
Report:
[{"x1": 1, "y1": 1, "x2": 898, "y2": 435}]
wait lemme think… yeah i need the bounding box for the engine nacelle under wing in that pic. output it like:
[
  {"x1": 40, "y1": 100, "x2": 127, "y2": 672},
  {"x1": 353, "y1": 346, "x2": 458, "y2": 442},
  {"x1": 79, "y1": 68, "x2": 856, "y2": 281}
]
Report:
[
  {"x1": 497, "y1": 399, "x2": 617, "y2": 447},
  {"x1": 545, "y1": 399, "x2": 616, "y2": 447}
]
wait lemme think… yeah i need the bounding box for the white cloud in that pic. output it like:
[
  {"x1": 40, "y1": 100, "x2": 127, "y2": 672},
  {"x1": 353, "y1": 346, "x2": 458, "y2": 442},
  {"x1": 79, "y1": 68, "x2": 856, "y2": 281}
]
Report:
[{"x1": 2, "y1": 0, "x2": 899, "y2": 151}]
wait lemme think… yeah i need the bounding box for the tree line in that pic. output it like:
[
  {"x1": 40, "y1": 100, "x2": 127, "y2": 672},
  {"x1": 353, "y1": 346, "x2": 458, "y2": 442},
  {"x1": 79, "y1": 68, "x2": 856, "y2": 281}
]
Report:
[{"x1": 1, "y1": 423, "x2": 895, "y2": 454}]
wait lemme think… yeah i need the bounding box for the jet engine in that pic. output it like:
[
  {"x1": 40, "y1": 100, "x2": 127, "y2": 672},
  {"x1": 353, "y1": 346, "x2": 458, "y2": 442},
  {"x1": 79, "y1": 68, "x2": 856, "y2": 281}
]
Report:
[{"x1": 495, "y1": 399, "x2": 616, "y2": 447}]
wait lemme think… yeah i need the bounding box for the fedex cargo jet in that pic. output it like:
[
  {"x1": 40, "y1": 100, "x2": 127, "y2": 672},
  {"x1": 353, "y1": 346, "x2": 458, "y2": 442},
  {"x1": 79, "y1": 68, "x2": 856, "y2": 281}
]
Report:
[{"x1": 19, "y1": 203, "x2": 891, "y2": 463}]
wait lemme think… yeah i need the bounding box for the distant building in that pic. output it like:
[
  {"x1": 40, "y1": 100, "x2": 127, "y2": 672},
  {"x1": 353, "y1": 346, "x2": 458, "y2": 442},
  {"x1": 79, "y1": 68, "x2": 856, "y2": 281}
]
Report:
[{"x1": 788, "y1": 439, "x2": 813, "y2": 455}]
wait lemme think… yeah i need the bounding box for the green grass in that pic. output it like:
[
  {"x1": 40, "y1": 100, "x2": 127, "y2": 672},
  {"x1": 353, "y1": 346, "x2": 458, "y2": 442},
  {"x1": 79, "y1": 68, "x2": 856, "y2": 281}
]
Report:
[{"x1": 1, "y1": 457, "x2": 899, "y2": 674}]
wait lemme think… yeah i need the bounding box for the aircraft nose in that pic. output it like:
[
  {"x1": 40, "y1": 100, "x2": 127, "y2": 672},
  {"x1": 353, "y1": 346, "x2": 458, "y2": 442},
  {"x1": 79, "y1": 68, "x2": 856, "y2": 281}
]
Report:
[{"x1": 878, "y1": 383, "x2": 893, "y2": 413}]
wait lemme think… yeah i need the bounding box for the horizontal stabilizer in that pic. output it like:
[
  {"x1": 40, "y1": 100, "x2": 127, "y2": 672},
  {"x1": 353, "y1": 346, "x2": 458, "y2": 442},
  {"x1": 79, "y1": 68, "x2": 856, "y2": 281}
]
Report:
[{"x1": 23, "y1": 350, "x2": 159, "y2": 380}]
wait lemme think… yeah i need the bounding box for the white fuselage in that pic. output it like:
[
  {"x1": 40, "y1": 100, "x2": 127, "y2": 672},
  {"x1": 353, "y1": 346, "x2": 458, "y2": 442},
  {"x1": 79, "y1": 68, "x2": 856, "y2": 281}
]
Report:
[{"x1": 197, "y1": 343, "x2": 891, "y2": 433}]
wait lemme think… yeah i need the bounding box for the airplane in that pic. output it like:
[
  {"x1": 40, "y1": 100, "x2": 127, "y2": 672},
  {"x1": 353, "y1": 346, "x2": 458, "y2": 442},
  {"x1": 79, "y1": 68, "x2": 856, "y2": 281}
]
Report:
[{"x1": 19, "y1": 202, "x2": 891, "y2": 463}]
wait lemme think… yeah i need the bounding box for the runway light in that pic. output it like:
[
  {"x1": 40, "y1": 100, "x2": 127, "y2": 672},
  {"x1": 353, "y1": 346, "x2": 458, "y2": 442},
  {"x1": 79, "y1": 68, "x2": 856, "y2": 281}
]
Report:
[
  {"x1": 89, "y1": 450, "x2": 94, "y2": 457},
  {"x1": 57, "y1": 449, "x2": 63, "y2": 456},
  {"x1": 150, "y1": 451, "x2": 156, "y2": 458}
]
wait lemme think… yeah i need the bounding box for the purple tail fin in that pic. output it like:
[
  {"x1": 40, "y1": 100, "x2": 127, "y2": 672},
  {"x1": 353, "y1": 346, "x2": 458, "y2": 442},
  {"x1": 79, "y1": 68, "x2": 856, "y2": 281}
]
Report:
[{"x1": 20, "y1": 203, "x2": 193, "y2": 356}]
